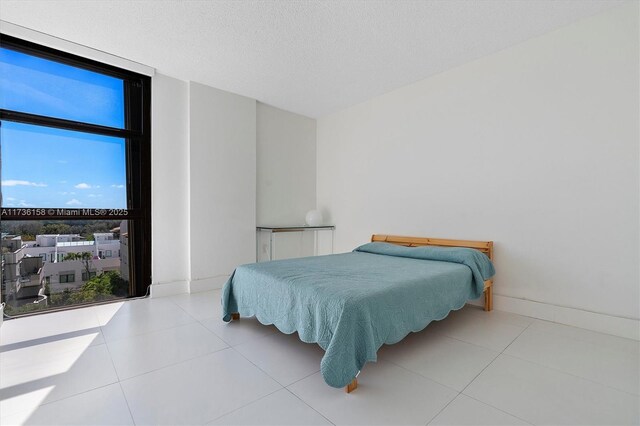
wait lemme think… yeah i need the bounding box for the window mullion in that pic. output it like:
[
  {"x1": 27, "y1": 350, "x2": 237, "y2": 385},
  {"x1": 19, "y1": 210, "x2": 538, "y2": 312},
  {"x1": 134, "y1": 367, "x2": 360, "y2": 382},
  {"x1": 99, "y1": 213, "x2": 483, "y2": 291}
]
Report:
[{"x1": 0, "y1": 110, "x2": 139, "y2": 139}]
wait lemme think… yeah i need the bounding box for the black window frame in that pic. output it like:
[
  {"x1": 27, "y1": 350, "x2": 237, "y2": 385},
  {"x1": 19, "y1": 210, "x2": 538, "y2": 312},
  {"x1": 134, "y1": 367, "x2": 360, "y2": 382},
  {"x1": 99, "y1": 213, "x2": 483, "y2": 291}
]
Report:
[
  {"x1": 0, "y1": 34, "x2": 151, "y2": 301},
  {"x1": 59, "y1": 273, "x2": 75, "y2": 284}
]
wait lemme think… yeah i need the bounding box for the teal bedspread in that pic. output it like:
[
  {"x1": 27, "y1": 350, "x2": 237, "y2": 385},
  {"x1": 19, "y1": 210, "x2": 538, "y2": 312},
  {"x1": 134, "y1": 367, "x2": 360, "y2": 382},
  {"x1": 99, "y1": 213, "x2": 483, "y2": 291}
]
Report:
[{"x1": 221, "y1": 242, "x2": 495, "y2": 388}]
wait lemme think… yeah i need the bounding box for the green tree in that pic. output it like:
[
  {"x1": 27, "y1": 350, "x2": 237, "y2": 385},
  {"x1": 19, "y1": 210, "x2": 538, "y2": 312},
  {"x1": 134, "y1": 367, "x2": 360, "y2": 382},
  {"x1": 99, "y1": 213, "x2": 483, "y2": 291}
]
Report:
[
  {"x1": 5, "y1": 272, "x2": 129, "y2": 314},
  {"x1": 63, "y1": 251, "x2": 94, "y2": 277},
  {"x1": 69, "y1": 271, "x2": 128, "y2": 303},
  {"x1": 42, "y1": 223, "x2": 72, "y2": 235}
]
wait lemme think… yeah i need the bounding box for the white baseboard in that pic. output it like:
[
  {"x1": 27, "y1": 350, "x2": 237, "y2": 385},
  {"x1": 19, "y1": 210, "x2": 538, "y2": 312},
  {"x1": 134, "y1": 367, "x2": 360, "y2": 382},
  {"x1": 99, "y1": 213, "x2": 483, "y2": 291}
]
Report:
[
  {"x1": 150, "y1": 280, "x2": 189, "y2": 298},
  {"x1": 489, "y1": 294, "x2": 639, "y2": 341},
  {"x1": 188, "y1": 275, "x2": 229, "y2": 293}
]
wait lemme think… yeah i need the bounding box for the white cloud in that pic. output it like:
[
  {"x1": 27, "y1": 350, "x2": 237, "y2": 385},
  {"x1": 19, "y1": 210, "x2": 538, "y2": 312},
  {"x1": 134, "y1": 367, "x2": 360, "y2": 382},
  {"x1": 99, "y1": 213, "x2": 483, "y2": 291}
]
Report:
[
  {"x1": 88, "y1": 194, "x2": 103, "y2": 198},
  {"x1": 66, "y1": 199, "x2": 82, "y2": 206},
  {"x1": 59, "y1": 180, "x2": 68, "y2": 184},
  {"x1": 1, "y1": 180, "x2": 47, "y2": 187},
  {"x1": 74, "y1": 183, "x2": 91, "y2": 189},
  {"x1": 2, "y1": 197, "x2": 30, "y2": 207},
  {"x1": 95, "y1": 185, "x2": 101, "y2": 189},
  {"x1": 111, "y1": 184, "x2": 125, "y2": 189}
]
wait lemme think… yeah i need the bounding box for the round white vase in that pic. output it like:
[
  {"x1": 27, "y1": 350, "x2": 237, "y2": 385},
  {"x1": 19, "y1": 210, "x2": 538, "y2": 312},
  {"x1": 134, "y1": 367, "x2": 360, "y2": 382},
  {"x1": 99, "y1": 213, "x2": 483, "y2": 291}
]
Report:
[{"x1": 305, "y1": 210, "x2": 323, "y2": 226}]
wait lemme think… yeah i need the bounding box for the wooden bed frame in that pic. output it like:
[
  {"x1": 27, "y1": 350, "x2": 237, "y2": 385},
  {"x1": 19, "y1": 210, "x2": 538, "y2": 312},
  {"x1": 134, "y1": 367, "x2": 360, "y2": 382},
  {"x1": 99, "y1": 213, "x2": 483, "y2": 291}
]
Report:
[
  {"x1": 231, "y1": 234, "x2": 495, "y2": 394},
  {"x1": 371, "y1": 234, "x2": 494, "y2": 312}
]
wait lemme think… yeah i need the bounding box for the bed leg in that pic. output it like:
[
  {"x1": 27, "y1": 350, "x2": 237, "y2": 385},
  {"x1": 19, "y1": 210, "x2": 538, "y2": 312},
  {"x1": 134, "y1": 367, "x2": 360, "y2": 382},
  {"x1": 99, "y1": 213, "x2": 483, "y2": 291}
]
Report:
[
  {"x1": 345, "y1": 378, "x2": 358, "y2": 393},
  {"x1": 231, "y1": 313, "x2": 240, "y2": 321},
  {"x1": 484, "y1": 286, "x2": 493, "y2": 312}
]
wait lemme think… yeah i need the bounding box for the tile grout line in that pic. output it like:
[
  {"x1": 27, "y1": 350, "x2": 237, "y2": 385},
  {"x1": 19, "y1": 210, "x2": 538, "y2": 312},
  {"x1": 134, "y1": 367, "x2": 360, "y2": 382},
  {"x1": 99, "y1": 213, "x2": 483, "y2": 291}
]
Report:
[
  {"x1": 284, "y1": 367, "x2": 323, "y2": 388},
  {"x1": 501, "y1": 320, "x2": 535, "y2": 354},
  {"x1": 201, "y1": 339, "x2": 332, "y2": 425},
  {"x1": 0, "y1": 307, "x2": 116, "y2": 420},
  {"x1": 100, "y1": 321, "x2": 123, "y2": 382},
  {"x1": 449, "y1": 317, "x2": 538, "y2": 425},
  {"x1": 109, "y1": 292, "x2": 235, "y2": 345},
  {"x1": 446, "y1": 319, "x2": 536, "y2": 425},
  {"x1": 498, "y1": 320, "x2": 640, "y2": 397},
  {"x1": 378, "y1": 316, "x2": 534, "y2": 396},
  {"x1": 283, "y1": 387, "x2": 336, "y2": 426},
  {"x1": 377, "y1": 355, "x2": 461, "y2": 394},
  {"x1": 423, "y1": 391, "x2": 460, "y2": 426},
  {"x1": 198, "y1": 318, "x2": 276, "y2": 348},
  {"x1": 202, "y1": 386, "x2": 284, "y2": 425},
  {"x1": 462, "y1": 394, "x2": 535, "y2": 425},
  {"x1": 337, "y1": 355, "x2": 460, "y2": 426},
  {"x1": 428, "y1": 322, "x2": 531, "y2": 352},
  {"x1": 116, "y1": 346, "x2": 232, "y2": 383},
  {"x1": 1, "y1": 350, "x2": 121, "y2": 418},
  {"x1": 494, "y1": 351, "x2": 640, "y2": 398},
  {"x1": 458, "y1": 318, "x2": 533, "y2": 396},
  {"x1": 117, "y1": 382, "x2": 138, "y2": 425},
  {"x1": 200, "y1": 345, "x2": 287, "y2": 424},
  {"x1": 100, "y1": 320, "x2": 203, "y2": 346},
  {"x1": 106, "y1": 335, "x2": 284, "y2": 425},
  {"x1": 96, "y1": 306, "x2": 232, "y2": 382},
  {"x1": 97, "y1": 321, "x2": 226, "y2": 378},
  {"x1": 528, "y1": 318, "x2": 640, "y2": 343},
  {"x1": 98, "y1": 296, "x2": 276, "y2": 390},
  {"x1": 0, "y1": 381, "x2": 123, "y2": 422},
  {"x1": 78, "y1": 296, "x2": 230, "y2": 389},
  {"x1": 421, "y1": 311, "x2": 533, "y2": 425},
  {"x1": 98, "y1": 310, "x2": 198, "y2": 344},
  {"x1": 225, "y1": 344, "x2": 283, "y2": 384},
  {"x1": 86, "y1": 306, "x2": 138, "y2": 424}
]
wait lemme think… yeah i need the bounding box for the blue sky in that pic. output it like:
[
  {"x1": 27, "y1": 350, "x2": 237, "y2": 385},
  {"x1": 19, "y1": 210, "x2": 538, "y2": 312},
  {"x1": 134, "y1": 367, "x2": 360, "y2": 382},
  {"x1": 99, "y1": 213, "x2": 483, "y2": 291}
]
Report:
[{"x1": 0, "y1": 47, "x2": 127, "y2": 208}]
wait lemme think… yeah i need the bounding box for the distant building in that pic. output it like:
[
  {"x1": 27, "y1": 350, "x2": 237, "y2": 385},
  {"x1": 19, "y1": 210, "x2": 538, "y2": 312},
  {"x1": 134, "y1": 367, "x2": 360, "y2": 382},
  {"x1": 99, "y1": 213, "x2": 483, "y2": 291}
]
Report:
[
  {"x1": 1, "y1": 235, "x2": 44, "y2": 302},
  {"x1": 2, "y1": 231, "x2": 127, "y2": 305},
  {"x1": 22, "y1": 233, "x2": 121, "y2": 263},
  {"x1": 41, "y1": 257, "x2": 121, "y2": 294},
  {"x1": 35, "y1": 234, "x2": 82, "y2": 247}
]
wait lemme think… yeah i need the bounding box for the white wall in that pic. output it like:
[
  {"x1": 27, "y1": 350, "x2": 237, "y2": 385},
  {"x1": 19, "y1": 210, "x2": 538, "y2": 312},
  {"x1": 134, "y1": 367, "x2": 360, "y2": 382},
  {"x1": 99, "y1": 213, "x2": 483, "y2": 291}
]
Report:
[
  {"x1": 151, "y1": 74, "x2": 190, "y2": 295},
  {"x1": 317, "y1": 4, "x2": 639, "y2": 331},
  {"x1": 151, "y1": 81, "x2": 316, "y2": 294},
  {"x1": 256, "y1": 103, "x2": 317, "y2": 260},
  {"x1": 257, "y1": 103, "x2": 317, "y2": 226},
  {"x1": 189, "y1": 82, "x2": 257, "y2": 291}
]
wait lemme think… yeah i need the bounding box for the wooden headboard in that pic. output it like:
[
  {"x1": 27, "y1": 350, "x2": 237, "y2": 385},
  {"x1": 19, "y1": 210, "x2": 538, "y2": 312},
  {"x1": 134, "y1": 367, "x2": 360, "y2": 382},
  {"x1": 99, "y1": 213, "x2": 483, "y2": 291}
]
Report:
[{"x1": 371, "y1": 234, "x2": 494, "y2": 261}]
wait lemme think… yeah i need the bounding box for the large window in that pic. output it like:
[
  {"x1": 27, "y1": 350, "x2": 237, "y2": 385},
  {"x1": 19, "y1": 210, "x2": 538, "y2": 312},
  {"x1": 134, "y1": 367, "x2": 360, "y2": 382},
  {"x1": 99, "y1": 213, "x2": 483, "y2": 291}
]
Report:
[{"x1": 0, "y1": 35, "x2": 151, "y2": 316}]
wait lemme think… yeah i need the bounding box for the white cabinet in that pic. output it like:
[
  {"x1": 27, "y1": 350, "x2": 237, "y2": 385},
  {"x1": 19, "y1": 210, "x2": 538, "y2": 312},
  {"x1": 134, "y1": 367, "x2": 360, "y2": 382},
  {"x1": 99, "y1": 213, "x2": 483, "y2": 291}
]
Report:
[{"x1": 256, "y1": 226, "x2": 335, "y2": 262}]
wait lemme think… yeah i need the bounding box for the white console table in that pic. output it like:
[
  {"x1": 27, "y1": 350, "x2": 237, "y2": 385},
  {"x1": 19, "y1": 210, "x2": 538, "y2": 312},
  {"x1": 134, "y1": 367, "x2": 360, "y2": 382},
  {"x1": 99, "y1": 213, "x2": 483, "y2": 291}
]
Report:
[{"x1": 256, "y1": 225, "x2": 335, "y2": 262}]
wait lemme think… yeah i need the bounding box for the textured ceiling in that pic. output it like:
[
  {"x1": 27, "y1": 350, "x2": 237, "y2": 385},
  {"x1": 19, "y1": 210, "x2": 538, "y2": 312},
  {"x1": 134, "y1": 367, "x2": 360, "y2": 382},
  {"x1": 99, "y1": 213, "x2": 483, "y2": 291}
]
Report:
[{"x1": 0, "y1": 0, "x2": 627, "y2": 118}]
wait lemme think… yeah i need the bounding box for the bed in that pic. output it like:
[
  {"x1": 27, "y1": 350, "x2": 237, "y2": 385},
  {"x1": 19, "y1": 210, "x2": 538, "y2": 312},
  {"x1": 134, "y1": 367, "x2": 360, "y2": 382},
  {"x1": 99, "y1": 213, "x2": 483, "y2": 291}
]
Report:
[{"x1": 221, "y1": 234, "x2": 495, "y2": 393}]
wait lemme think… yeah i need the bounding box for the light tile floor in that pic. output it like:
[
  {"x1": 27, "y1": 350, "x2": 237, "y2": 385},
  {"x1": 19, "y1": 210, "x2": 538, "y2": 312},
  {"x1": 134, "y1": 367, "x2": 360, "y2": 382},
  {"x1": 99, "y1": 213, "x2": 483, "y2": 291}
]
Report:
[{"x1": 1, "y1": 290, "x2": 638, "y2": 425}]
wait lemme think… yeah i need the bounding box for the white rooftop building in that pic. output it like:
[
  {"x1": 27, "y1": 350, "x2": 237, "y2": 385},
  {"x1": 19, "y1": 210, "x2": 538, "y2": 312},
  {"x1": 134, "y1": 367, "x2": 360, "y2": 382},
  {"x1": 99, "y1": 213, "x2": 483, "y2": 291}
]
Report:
[
  {"x1": 35, "y1": 234, "x2": 82, "y2": 247},
  {"x1": 22, "y1": 233, "x2": 121, "y2": 264}
]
